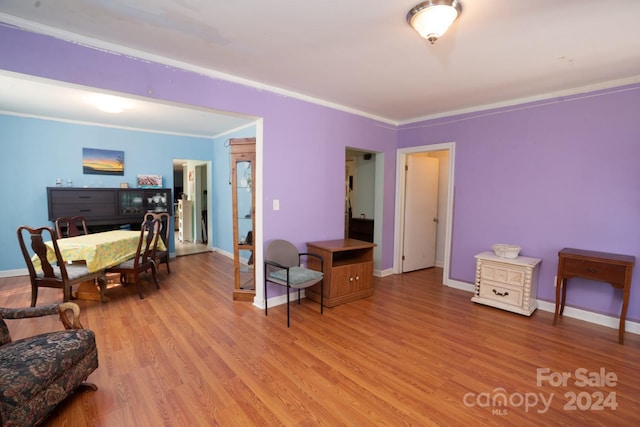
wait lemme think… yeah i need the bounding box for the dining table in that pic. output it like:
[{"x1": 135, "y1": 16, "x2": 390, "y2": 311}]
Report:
[{"x1": 33, "y1": 229, "x2": 166, "y2": 301}]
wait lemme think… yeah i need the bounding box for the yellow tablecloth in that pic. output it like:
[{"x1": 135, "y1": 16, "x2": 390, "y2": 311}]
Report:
[{"x1": 34, "y1": 230, "x2": 167, "y2": 273}]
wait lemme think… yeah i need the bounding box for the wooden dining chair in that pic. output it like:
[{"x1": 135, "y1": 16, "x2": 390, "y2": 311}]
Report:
[
  {"x1": 55, "y1": 216, "x2": 89, "y2": 238},
  {"x1": 144, "y1": 212, "x2": 171, "y2": 273},
  {"x1": 16, "y1": 225, "x2": 105, "y2": 306},
  {"x1": 106, "y1": 218, "x2": 161, "y2": 299}
]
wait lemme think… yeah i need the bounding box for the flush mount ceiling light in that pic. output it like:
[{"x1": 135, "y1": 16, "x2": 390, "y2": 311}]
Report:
[
  {"x1": 89, "y1": 94, "x2": 133, "y2": 114},
  {"x1": 407, "y1": 0, "x2": 462, "y2": 44}
]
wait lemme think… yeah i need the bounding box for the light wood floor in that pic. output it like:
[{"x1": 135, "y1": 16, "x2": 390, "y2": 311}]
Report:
[{"x1": 2, "y1": 252, "x2": 640, "y2": 426}]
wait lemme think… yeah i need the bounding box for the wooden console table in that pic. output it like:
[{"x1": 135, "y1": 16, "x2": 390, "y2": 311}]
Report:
[{"x1": 553, "y1": 248, "x2": 635, "y2": 344}]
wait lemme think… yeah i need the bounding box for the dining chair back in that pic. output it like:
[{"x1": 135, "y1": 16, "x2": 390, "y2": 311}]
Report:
[
  {"x1": 106, "y1": 218, "x2": 161, "y2": 299},
  {"x1": 144, "y1": 212, "x2": 171, "y2": 273},
  {"x1": 16, "y1": 225, "x2": 103, "y2": 306},
  {"x1": 55, "y1": 216, "x2": 88, "y2": 238}
]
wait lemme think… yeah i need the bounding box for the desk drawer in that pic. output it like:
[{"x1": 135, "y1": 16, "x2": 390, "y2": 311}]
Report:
[
  {"x1": 479, "y1": 280, "x2": 523, "y2": 307},
  {"x1": 562, "y1": 258, "x2": 627, "y2": 285}
]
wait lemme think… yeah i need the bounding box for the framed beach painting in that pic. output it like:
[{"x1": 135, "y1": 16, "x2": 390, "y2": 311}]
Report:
[{"x1": 82, "y1": 148, "x2": 124, "y2": 175}]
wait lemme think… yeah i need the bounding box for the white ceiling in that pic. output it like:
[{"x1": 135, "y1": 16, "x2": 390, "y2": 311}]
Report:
[
  {"x1": 1, "y1": 0, "x2": 640, "y2": 134},
  {"x1": 0, "y1": 71, "x2": 256, "y2": 137}
]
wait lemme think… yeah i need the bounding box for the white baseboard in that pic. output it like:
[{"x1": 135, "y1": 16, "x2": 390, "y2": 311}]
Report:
[
  {"x1": 0, "y1": 268, "x2": 27, "y2": 278},
  {"x1": 213, "y1": 247, "x2": 233, "y2": 259},
  {"x1": 445, "y1": 278, "x2": 475, "y2": 292},
  {"x1": 536, "y1": 299, "x2": 640, "y2": 336},
  {"x1": 257, "y1": 289, "x2": 309, "y2": 310},
  {"x1": 448, "y1": 279, "x2": 640, "y2": 337},
  {"x1": 375, "y1": 268, "x2": 394, "y2": 277},
  {"x1": 213, "y1": 247, "x2": 252, "y2": 265}
]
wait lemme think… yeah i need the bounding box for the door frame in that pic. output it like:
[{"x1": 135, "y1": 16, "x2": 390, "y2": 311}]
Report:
[
  {"x1": 194, "y1": 162, "x2": 211, "y2": 244},
  {"x1": 393, "y1": 142, "x2": 459, "y2": 288}
]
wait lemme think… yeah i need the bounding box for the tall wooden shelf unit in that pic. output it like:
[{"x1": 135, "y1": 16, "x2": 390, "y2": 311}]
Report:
[{"x1": 231, "y1": 138, "x2": 256, "y2": 301}]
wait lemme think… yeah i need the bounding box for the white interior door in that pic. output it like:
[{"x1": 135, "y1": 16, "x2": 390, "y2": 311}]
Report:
[{"x1": 402, "y1": 155, "x2": 439, "y2": 272}]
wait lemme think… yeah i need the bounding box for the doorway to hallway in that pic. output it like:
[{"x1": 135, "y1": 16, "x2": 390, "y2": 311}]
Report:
[
  {"x1": 394, "y1": 143, "x2": 455, "y2": 283},
  {"x1": 402, "y1": 154, "x2": 439, "y2": 272},
  {"x1": 174, "y1": 231, "x2": 211, "y2": 256}
]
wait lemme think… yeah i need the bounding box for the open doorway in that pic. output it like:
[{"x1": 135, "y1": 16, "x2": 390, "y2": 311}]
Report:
[
  {"x1": 345, "y1": 148, "x2": 384, "y2": 271},
  {"x1": 345, "y1": 148, "x2": 377, "y2": 242},
  {"x1": 394, "y1": 143, "x2": 456, "y2": 286},
  {"x1": 173, "y1": 159, "x2": 212, "y2": 256}
]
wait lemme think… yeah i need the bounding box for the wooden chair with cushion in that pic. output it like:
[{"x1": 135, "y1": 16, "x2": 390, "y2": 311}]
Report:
[
  {"x1": 106, "y1": 218, "x2": 161, "y2": 299},
  {"x1": 264, "y1": 239, "x2": 324, "y2": 327},
  {"x1": 0, "y1": 302, "x2": 98, "y2": 426},
  {"x1": 17, "y1": 226, "x2": 105, "y2": 307},
  {"x1": 54, "y1": 216, "x2": 88, "y2": 238},
  {"x1": 144, "y1": 212, "x2": 171, "y2": 273}
]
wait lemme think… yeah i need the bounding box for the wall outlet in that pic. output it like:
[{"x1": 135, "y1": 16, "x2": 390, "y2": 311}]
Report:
[{"x1": 553, "y1": 275, "x2": 557, "y2": 287}]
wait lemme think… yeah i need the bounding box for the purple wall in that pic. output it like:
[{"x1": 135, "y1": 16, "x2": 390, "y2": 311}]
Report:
[
  {"x1": 399, "y1": 86, "x2": 640, "y2": 321},
  {"x1": 0, "y1": 24, "x2": 398, "y2": 271},
  {"x1": 3, "y1": 23, "x2": 639, "y2": 322}
]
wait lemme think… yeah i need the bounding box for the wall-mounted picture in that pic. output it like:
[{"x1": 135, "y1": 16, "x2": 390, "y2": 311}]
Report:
[
  {"x1": 137, "y1": 174, "x2": 163, "y2": 188},
  {"x1": 82, "y1": 148, "x2": 124, "y2": 175}
]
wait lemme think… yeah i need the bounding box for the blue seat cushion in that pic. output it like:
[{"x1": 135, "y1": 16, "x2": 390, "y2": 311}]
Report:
[{"x1": 268, "y1": 266, "x2": 323, "y2": 287}]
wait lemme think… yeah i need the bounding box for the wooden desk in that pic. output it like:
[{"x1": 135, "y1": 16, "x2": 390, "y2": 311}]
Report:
[{"x1": 553, "y1": 248, "x2": 635, "y2": 344}]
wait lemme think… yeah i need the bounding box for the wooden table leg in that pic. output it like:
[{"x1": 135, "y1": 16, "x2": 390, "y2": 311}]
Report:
[
  {"x1": 619, "y1": 284, "x2": 631, "y2": 344},
  {"x1": 74, "y1": 280, "x2": 104, "y2": 301},
  {"x1": 559, "y1": 278, "x2": 568, "y2": 315},
  {"x1": 73, "y1": 275, "x2": 113, "y2": 302},
  {"x1": 553, "y1": 276, "x2": 564, "y2": 325}
]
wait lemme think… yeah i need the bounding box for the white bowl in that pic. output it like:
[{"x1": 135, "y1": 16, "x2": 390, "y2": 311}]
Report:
[{"x1": 492, "y1": 244, "x2": 521, "y2": 259}]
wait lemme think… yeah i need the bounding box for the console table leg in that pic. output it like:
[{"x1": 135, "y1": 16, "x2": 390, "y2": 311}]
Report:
[
  {"x1": 559, "y1": 279, "x2": 568, "y2": 315},
  {"x1": 619, "y1": 289, "x2": 630, "y2": 345},
  {"x1": 553, "y1": 277, "x2": 562, "y2": 325}
]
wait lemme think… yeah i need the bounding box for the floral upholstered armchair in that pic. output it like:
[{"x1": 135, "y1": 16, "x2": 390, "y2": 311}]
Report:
[{"x1": 0, "y1": 302, "x2": 98, "y2": 427}]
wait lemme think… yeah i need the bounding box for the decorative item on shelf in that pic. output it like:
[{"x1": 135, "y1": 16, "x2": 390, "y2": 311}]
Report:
[
  {"x1": 120, "y1": 182, "x2": 129, "y2": 188},
  {"x1": 137, "y1": 174, "x2": 162, "y2": 188},
  {"x1": 492, "y1": 244, "x2": 521, "y2": 259}
]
